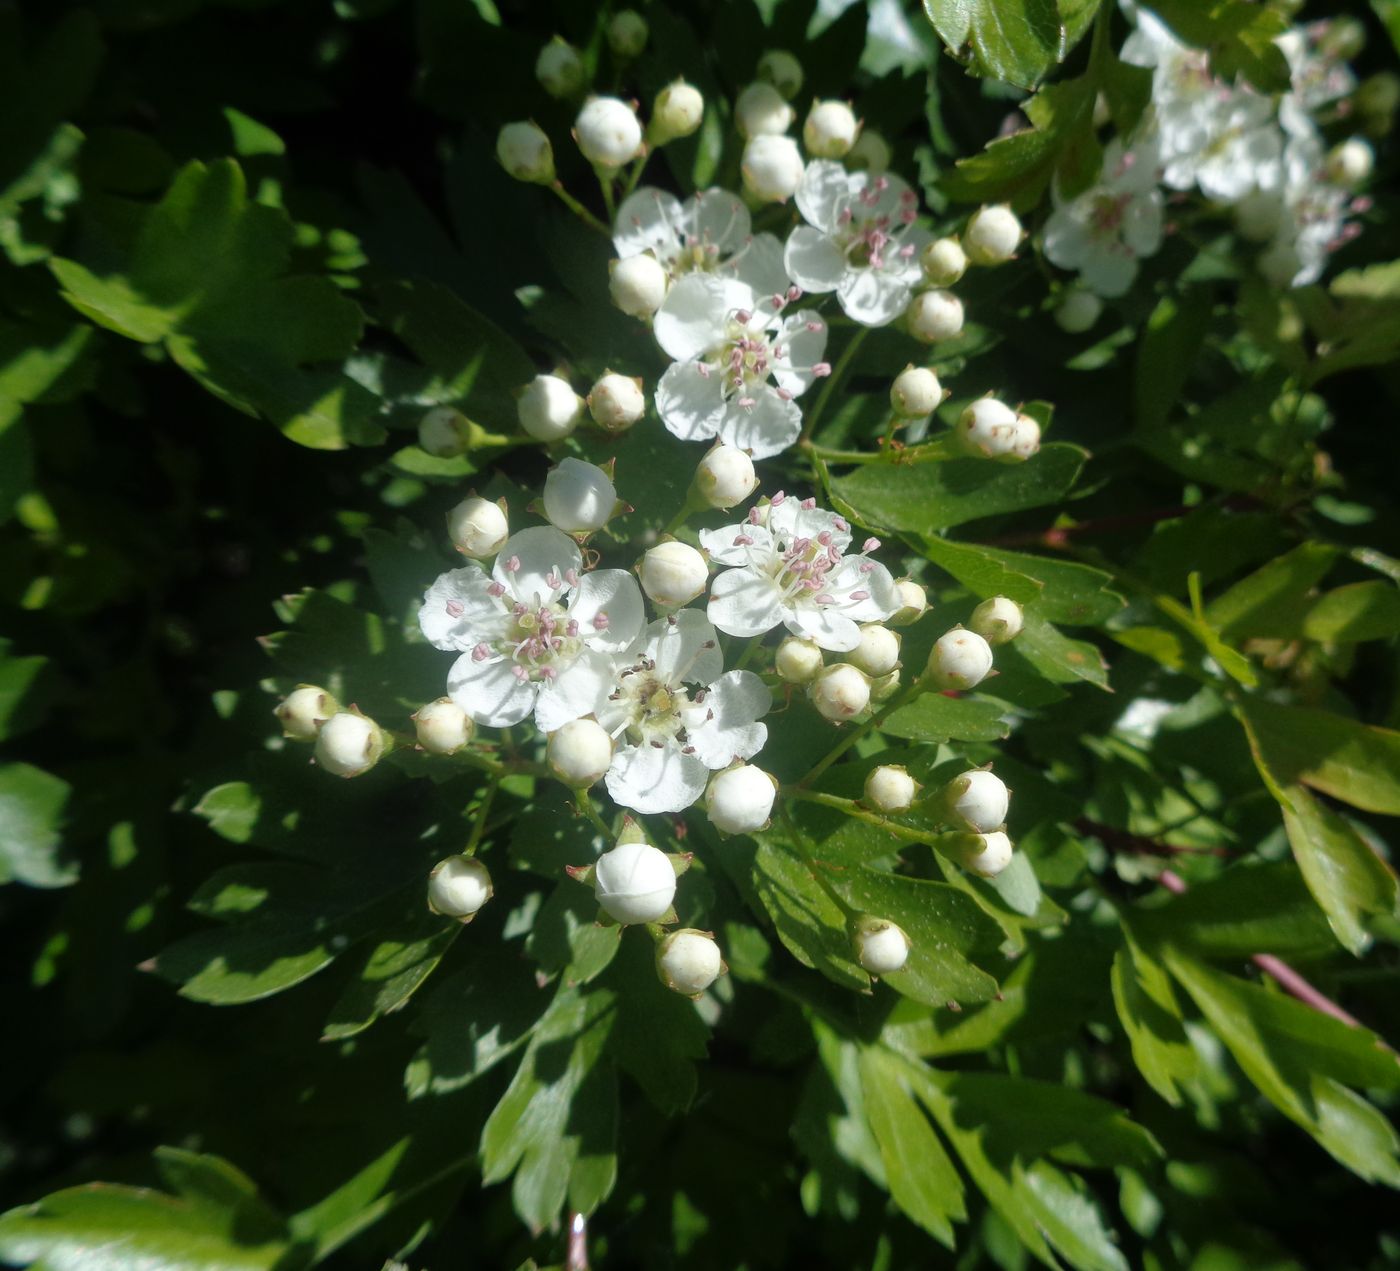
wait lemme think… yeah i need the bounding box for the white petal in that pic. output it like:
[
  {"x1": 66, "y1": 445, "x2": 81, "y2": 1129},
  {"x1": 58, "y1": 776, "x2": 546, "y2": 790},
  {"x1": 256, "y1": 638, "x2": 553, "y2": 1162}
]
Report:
[
  {"x1": 656, "y1": 360, "x2": 725, "y2": 443},
  {"x1": 790, "y1": 604, "x2": 861, "y2": 651},
  {"x1": 772, "y1": 306, "x2": 829, "y2": 395},
  {"x1": 572, "y1": 569, "x2": 644, "y2": 653},
  {"x1": 686, "y1": 188, "x2": 751, "y2": 256},
  {"x1": 1043, "y1": 205, "x2": 1092, "y2": 270},
  {"x1": 795, "y1": 159, "x2": 855, "y2": 233},
  {"x1": 654, "y1": 273, "x2": 752, "y2": 362},
  {"x1": 493, "y1": 527, "x2": 581, "y2": 607},
  {"x1": 419, "y1": 566, "x2": 507, "y2": 651},
  {"x1": 717, "y1": 387, "x2": 801, "y2": 460},
  {"x1": 688, "y1": 669, "x2": 770, "y2": 768},
  {"x1": 613, "y1": 187, "x2": 684, "y2": 262},
  {"x1": 837, "y1": 559, "x2": 901, "y2": 621},
  {"x1": 606, "y1": 741, "x2": 710, "y2": 814},
  {"x1": 699, "y1": 522, "x2": 774, "y2": 566},
  {"x1": 447, "y1": 653, "x2": 537, "y2": 727},
  {"x1": 1080, "y1": 246, "x2": 1137, "y2": 298},
  {"x1": 838, "y1": 266, "x2": 914, "y2": 327},
  {"x1": 727, "y1": 232, "x2": 791, "y2": 295},
  {"x1": 534, "y1": 647, "x2": 616, "y2": 732},
  {"x1": 708, "y1": 567, "x2": 787, "y2": 637},
  {"x1": 643, "y1": 609, "x2": 723, "y2": 686},
  {"x1": 784, "y1": 225, "x2": 847, "y2": 294},
  {"x1": 1122, "y1": 195, "x2": 1164, "y2": 257}
]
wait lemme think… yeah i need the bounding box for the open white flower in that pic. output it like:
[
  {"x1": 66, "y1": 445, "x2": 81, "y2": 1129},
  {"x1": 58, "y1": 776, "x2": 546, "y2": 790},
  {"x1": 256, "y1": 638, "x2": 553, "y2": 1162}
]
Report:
[
  {"x1": 1043, "y1": 137, "x2": 1165, "y2": 298},
  {"x1": 419, "y1": 526, "x2": 643, "y2": 728},
  {"x1": 613, "y1": 187, "x2": 789, "y2": 296},
  {"x1": 784, "y1": 160, "x2": 932, "y2": 326},
  {"x1": 534, "y1": 610, "x2": 771, "y2": 814},
  {"x1": 653, "y1": 274, "x2": 828, "y2": 459},
  {"x1": 701, "y1": 493, "x2": 900, "y2": 651}
]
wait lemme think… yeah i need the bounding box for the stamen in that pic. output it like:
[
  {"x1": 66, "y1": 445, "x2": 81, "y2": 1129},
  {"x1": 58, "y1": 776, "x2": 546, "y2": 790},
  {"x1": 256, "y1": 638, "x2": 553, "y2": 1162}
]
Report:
[
  {"x1": 446, "y1": 600, "x2": 464, "y2": 617},
  {"x1": 505, "y1": 556, "x2": 520, "y2": 573},
  {"x1": 487, "y1": 581, "x2": 506, "y2": 597},
  {"x1": 863, "y1": 537, "x2": 880, "y2": 552},
  {"x1": 593, "y1": 612, "x2": 610, "y2": 631},
  {"x1": 850, "y1": 590, "x2": 870, "y2": 601},
  {"x1": 472, "y1": 643, "x2": 491, "y2": 662},
  {"x1": 801, "y1": 498, "x2": 816, "y2": 510}
]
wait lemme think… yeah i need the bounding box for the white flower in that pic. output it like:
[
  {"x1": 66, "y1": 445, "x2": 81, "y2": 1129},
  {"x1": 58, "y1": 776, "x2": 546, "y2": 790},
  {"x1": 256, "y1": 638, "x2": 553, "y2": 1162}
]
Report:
[
  {"x1": 850, "y1": 625, "x2": 899, "y2": 677},
  {"x1": 613, "y1": 187, "x2": 790, "y2": 296},
  {"x1": 702, "y1": 493, "x2": 900, "y2": 650},
  {"x1": 575, "y1": 97, "x2": 642, "y2": 169},
  {"x1": 926, "y1": 628, "x2": 993, "y2": 690},
  {"x1": 921, "y1": 237, "x2": 967, "y2": 286},
  {"x1": 945, "y1": 769, "x2": 1009, "y2": 833},
  {"x1": 543, "y1": 458, "x2": 618, "y2": 534},
  {"x1": 275, "y1": 685, "x2": 337, "y2": 741},
  {"x1": 609, "y1": 254, "x2": 668, "y2": 317},
  {"x1": 958, "y1": 830, "x2": 1014, "y2": 878},
  {"x1": 809, "y1": 663, "x2": 870, "y2": 721},
  {"x1": 447, "y1": 496, "x2": 508, "y2": 559},
  {"x1": 657, "y1": 929, "x2": 724, "y2": 995},
  {"x1": 428, "y1": 856, "x2": 493, "y2": 921},
  {"x1": 639, "y1": 541, "x2": 708, "y2": 608},
  {"x1": 588, "y1": 373, "x2": 646, "y2": 432},
  {"x1": 785, "y1": 161, "x2": 932, "y2": 326},
  {"x1": 419, "y1": 526, "x2": 643, "y2": 728},
  {"x1": 1043, "y1": 137, "x2": 1165, "y2": 298},
  {"x1": 865, "y1": 765, "x2": 916, "y2": 813},
  {"x1": 496, "y1": 122, "x2": 554, "y2": 184},
  {"x1": 593, "y1": 840, "x2": 676, "y2": 925},
  {"x1": 906, "y1": 289, "x2": 963, "y2": 342},
  {"x1": 890, "y1": 580, "x2": 927, "y2": 626},
  {"x1": 707, "y1": 763, "x2": 777, "y2": 834},
  {"x1": 414, "y1": 698, "x2": 474, "y2": 755},
  {"x1": 956, "y1": 397, "x2": 1018, "y2": 458},
  {"x1": 804, "y1": 100, "x2": 858, "y2": 158},
  {"x1": 653, "y1": 275, "x2": 827, "y2": 459},
  {"x1": 518, "y1": 374, "x2": 584, "y2": 442},
  {"x1": 963, "y1": 205, "x2": 1022, "y2": 265},
  {"x1": 774, "y1": 635, "x2": 823, "y2": 683},
  {"x1": 970, "y1": 595, "x2": 1023, "y2": 644},
  {"x1": 651, "y1": 80, "x2": 704, "y2": 144},
  {"x1": 890, "y1": 365, "x2": 941, "y2": 418},
  {"x1": 418, "y1": 406, "x2": 471, "y2": 456},
  {"x1": 1010, "y1": 412, "x2": 1041, "y2": 461},
  {"x1": 853, "y1": 918, "x2": 910, "y2": 975},
  {"x1": 1278, "y1": 23, "x2": 1356, "y2": 110},
  {"x1": 694, "y1": 443, "x2": 758, "y2": 509},
  {"x1": 315, "y1": 711, "x2": 384, "y2": 777},
  {"x1": 547, "y1": 717, "x2": 613, "y2": 787},
  {"x1": 742, "y1": 135, "x2": 805, "y2": 203},
  {"x1": 735, "y1": 82, "x2": 794, "y2": 138}
]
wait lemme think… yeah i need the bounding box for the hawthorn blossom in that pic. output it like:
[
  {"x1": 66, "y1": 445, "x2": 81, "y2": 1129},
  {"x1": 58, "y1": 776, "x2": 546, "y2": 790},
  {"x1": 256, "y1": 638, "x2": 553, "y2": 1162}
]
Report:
[
  {"x1": 653, "y1": 274, "x2": 828, "y2": 459},
  {"x1": 1043, "y1": 138, "x2": 1165, "y2": 298},
  {"x1": 535, "y1": 610, "x2": 771, "y2": 814},
  {"x1": 1278, "y1": 22, "x2": 1356, "y2": 110},
  {"x1": 784, "y1": 161, "x2": 932, "y2": 326},
  {"x1": 613, "y1": 187, "x2": 789, "y2": 295},
  {"x1": 701, "y1": 493, "x2": 900, "y2": 651},
  {"x1": 419, "y1": 527, "x2": 643, "y2": 728}
]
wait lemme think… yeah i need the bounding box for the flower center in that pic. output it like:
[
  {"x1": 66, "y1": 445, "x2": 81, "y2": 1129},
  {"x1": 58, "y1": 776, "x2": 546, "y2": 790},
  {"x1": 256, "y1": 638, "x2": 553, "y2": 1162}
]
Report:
[
  {"x1": 615, "y1": 667, "x2": 693, "y2": 746},
  {"x1": 833, "y1": 181, "x2": 919, "y2": 270},
  {"x1": 1089, "y1": 193, "x2": 1131, "y2": 236},
  {"x1": 477, "y1": 600, "x2": 585, "y2": 683}
]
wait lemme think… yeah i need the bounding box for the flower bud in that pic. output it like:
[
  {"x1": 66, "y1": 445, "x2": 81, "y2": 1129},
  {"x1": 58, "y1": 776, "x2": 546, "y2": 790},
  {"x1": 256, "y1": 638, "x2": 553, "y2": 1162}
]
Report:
[
  {"x1": 775, "y1": 635, "x2": 823, "y2": 683},
  {"x1": 847, "y1": 128, "x2": 890, "y2": 173},
  {"x1": 447, "y1": 495, "x2": 509, "y2": 558},
  {"x1": 588, "y1": 372, "x2": 646, "y2": 432},
  {"x1": 639, "y1": 540, "x2": 708, "y2": 608},
  {"x1": 575, "y1": 96, "x2": 643, "y2": 169},
  {"x1": 593, "y1": 839, "x2": 678, "y2": 924},
  {"x1": 1233, "y1": 190, "x2": 1284, "y2": 244},
  {"x1": 1319, "y1": 15, "x2": 1365, "y2": 61},
  {"x1": 1054, "y1": 288, "x2": 1103, "y2": 333},
  {"x1": 853, "y1": 917, "x2": 910, "y2": 976},
  {"x1": 870, "y1": 668, "x2": 901, "y2": 702},
  {"x1": 921, "y1": 237, "x2": 967, "y2": 286},
  {"x1": 518, "y1": 374, "x2": 584, "y2": 442},
  {"x1": 428, "y1": 855, "x2": 493, "y2": 921},
  {"x1": 803, "y1": 100, "x2": 858, "y2": 158},
  {"x1": 865, "y1": 764, "x2": 916, "y2": 813},
  {"x1": 610, "y1": 253, "x2": 668, "y2": 317},
  {"x1": 606, "y1": 9, "x2": 648, "y2": 58},
  {"x1": 851, "y1": 625, "x2": 900, "y2": 677},
  {"x1": 543, "y1": 457, "x2": 618, "y2": 534},
  {"x1": 315, "y1": 710, "x2": 385, "y2": 778},
  {"x1": 926, "y1": 628, "x2": 994, "y2": 690},
  {"x1": 650, "y1": 80, "x2": 705, "y2": 145},
  {"x1": 1325, "y1": 138, "x2": 1373, "y2": 187},
  {"x1": 957, "y1": 829, "x2": 1014, "y2": 878},
  {"x1": 809, "y1": 663, "x2": 871, "y2": 722},
  {"x1": 417, "y1": 406, "x2": 472, "y2": 457},
  {"x1": 414, "y1": 697, "x2": 474, "y2": 755},
  {"x1": 735, "y1": 82, "x2": 794, "y2": 139},
  {"x1": 889, "y1": 580, "x2": 928, "y2": 627},
  {"x1": 706, "y1": 763, "x2": 777, "y2": 834},
  {"x1": 756, "y1": 49, "x2": 803, "y2": 99},
  {"x1": 694, "y1": 443, "x2": 758, "y2": 509},
  {"x1": 657, "y1": 929, "x2": 724, "y2": 995},
  {"x1": 907, "y1": 289, "x2": 964, "y2": 343},
  {"x1": 957, "y1": 397, "x2": 1018, "y2": 458},
  {"x1": 276, "y1": 685, "x2": 338, "y2": 741},
  {"x1": 944, "y1": 769, "x2": 1009, "y2": 833},
  {"x1": 496, "y1": 121, "x2": 555, "y2": 183},
  {"x1": 535, "y1": 37, "x2": 585, "y2": 99},
  {"x1": 1355, "y1": 72, "x2": 1400, "y2": 133},
  {"x1": 890, "y1": 365, "x2": 941, "y2": 418},
  {"x1": 547, "y1": 718, "x2": 614, "y2": 787},
  {"x1": 964, "y1": 204, "x2": 1022, "y2": 265},
  {"x1": 970, "y1": 595, "x2": 1023, "y2": 645},
  {"x1": 1010, "y1": 412, "x2": 1041, "y2": 462},
  {"x1": 742, "y1": 134, "x2": 804, "y2": 203}
]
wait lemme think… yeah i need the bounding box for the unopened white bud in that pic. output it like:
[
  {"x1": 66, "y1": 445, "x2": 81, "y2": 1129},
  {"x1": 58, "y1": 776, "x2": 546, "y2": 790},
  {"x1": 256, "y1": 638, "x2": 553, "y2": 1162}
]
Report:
[
  {"x1": 756, "y1": 49, "x2": 803, "y2": 99},
  {"x1": 575, "y1": 96, "x2": 643, "y2": 169},
  {"x1": 970, "y1": 595, "x2": 1023, "y2": 645},
  {"x1": 695, "y1": 443, "x2": 758, "y2": 508},
  {"x1": 1233, "y1": 190, "x2": 1284, "y2": 243},
  {"x1": 651, "y1": 80, "x2": 704, "y2": 144},
  {"x1": 428, "y1": 855, "x2": 493, "y2": 921},
  {"x1": 315, "y1": 711, "x2": 384, "y2": 778},
  {"x1": 804, "y1": 100, "x2": 858, "y2": 158},
  {"x1": 414, "y1": 697, "x2": 474, "y2": 755},
  {"x1": 447, "y1": 495, "x2": 509, "y2": 558},
  {"x1": 945, "y1": 769, "x2": 1009, "y2": 832},
  {"x1": 890, "y1": 365, "x2": 941, "y2": 418},
  {"x1": 851, "y1": 625, "x2": 900, "y2": 677},
  {"x1": 1054, "y1": 288, "x2": 1103, "y2": 333},
  {"x1": 926, "y1": 628, "x2": 994, "y2": 690},
  {"x1": 657, "y1": 929, "x2": 724, "y2": 995},
  {"x1": 543, "y1": 457, "x2": 618, "y2": 534},
  {"x1": 535, "y1": 37, "x2": 585, "y2": 99},
  {"x1": 417, "y1": 406, "x2": 472, "y2": 457},
  {"x1": 809, "y1": 663, "x2": 871, "y2": 722},
  {"x1": 775, "y1": 635, "x2": 824, "y2": 683},
  {"x1": 847, "y1": 128, "x2": 890, "y2": 173},
  {"x1": 496, "y1": 121, "x2": 555, "y2": 183},
  {"x1": 707, "y1": 763, "x2": 777, "y2": 834},
  {"x1": 854, "y1": 918, "x2": 910, "y2": 976},
  {"x1": 518, "y1": 374, "x2": 584, "y2": 442},
  {"x1": 610, "y1": 253, "x2": 668, "y2": 317},
  {"x1": 742, "y1": 134, "x2": 804, "y2": 203},
  {"x1": 959, "y1": 830, "x2": 1014, "y2": 878},
  {"x1": 735, "y1": 82, "x2": 794, "y2": 139},
  {"x1": 607, "y1": 9, "x2": 648, "y2": 58},
  {"x1": 957, "y1": 397, "x2": 1018, "y2": 458},
  {"x1": 1009, "y1": 412, "x2": 1040, "y2": 461},
  {"x1": 907, "y1": 289, "x2": 964, "y2": 343},
  {"x1": 276, "y1": 685, "x2": 338, "y2": 740},
  {"x1": 1326, "y1": 138, "x2": 1373, "y2": 187},
  {"x1": 588, "y1": 372, "x2": 646, "y2": 431},
  {"x1": 889, "y1": 580, "x2": 928, "y2": 627},
  {"x1": 639, "y1": 540, "x2": 708, "y2": 608},
  {"x1": 964, "y1": 204, "x2": 1022, "y2": 265},
  {"x1": 594, "y1": 840, "x2": 677, "y2": 924},
  {"x1": 547, "y1": 718, "x2": 614, "y2": 787},
  {"x1": 921, "y1": 237, "x2": 967, "y2": 286},
  {"x1": 865, "y1": 764, "x2": 916, "y2": 813}
]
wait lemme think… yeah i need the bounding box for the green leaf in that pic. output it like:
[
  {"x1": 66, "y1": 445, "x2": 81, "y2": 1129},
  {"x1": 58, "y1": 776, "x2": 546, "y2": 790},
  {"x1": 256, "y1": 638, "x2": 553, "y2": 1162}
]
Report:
[
  {"x1": 1303, "y1": 260, "x2": 1400, "y2": 381},
  {"x1": 1204, "y1": 543, "x2": 1338, "y2": 639},
  {"x1": 0, "y1": 649, "x2": 57, "y2": 742},
  {"x1": 922, "y1": 0, "x2": 1091, "y2": 89},
  {"x1": 1013, "y1": 611, "x2": 1112, "y2": 690},
  {"x1": 1303, "y1": 582, "x2": 1400, "y2": 644},
  {"x1": 0, "y1": 761, "x2": 75, "y2": 888},
  {"x1": 924, "y1": 537, "x2": 1125, "y2": 626},
  {"x1": 1145, "y1": 0, "x2": 1292, "y2": 92},
  {"x1": 1110, "y1": 938, "x2": 1200, "y2": 1107},
  {"x1": 881, "y1": 693, "x2": 1010, "y2": 743},
  {"x1": 1134, "y1": 288, "x2": 1213, "y2": 430}
]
